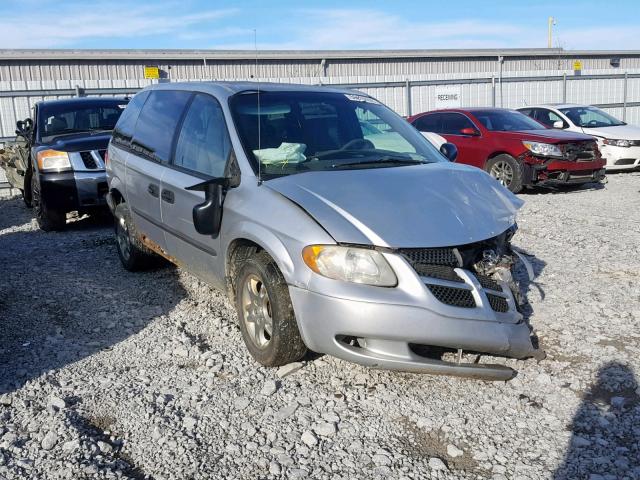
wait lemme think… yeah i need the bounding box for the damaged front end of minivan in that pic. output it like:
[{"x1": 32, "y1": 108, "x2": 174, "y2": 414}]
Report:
[{"x1": 272, "y1": 164, "x2": 545, "y2": 381}]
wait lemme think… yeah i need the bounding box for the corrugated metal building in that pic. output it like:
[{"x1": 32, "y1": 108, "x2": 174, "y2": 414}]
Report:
[
  {"x1": 3, "y1": 48, "x2": 640, "y2": 80},
  {"x1": 1, "y1": 47, "x2": 639, "y2": 136}
]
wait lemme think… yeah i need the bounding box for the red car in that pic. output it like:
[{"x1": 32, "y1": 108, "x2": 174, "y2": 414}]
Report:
[{"x1": 408, "y1": 108, "x2": 606, "y2": 193}]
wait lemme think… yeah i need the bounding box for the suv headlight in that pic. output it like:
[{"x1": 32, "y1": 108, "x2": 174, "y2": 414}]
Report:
[
  {"x1": 302, "y1": 245, "x2": 397, "y2": 287},
  {"x1": 522, "y1": 141, "x2": 562, "y2": 157},
  {"x1": 602, "y1": 138, "x2": 631, "y2": 148},
  {"x1": 36, "y1": 150, "x2": 72, "y2": 172}
]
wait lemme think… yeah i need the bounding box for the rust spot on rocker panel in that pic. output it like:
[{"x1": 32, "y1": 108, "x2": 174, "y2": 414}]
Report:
[{"x1": 140, "y1": 234, "x2": 182, "y2": 267}]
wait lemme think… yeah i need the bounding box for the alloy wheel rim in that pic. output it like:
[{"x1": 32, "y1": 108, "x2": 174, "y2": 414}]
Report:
[
  {"x1": 490, "y1": 160, "x2": 514, "y2": 187},
  {"x1": 116, "y1": 216, "x2": 131, "y2": 261},
  {"x1": 241, "y1": 274, "x2": 273, "y2": 349}
]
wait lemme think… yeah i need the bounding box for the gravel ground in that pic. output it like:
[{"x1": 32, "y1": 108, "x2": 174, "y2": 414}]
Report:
[{"x1": 1, "y1": 172, "x2": 639, "y2": 480}]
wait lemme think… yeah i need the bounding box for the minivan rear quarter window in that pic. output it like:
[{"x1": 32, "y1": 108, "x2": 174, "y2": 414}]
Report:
[{"x1": 132, "y1": 90, "x2": 192, "y2": 162}]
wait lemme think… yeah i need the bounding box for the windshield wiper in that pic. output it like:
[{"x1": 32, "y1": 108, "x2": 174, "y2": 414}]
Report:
[
  {"x1": 332, "y1": 157, "x2": 428, "y2": 168},
  {"x1": 305, "y1": 149, "x2": 372, "y2": 162}
]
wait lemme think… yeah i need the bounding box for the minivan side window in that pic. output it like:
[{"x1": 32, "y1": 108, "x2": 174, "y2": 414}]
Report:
[
  {"x1": 173, "y1": 94, "x2": 232, "y2": 177},
  {"x1": 112, "y1": 91, "x2": 149, "y2": 148},
  {"x1": 440, "y1": 113, "x2": 476, "y2": 135},
  {"x1": 413, "y1": 114, "x2": 441, "y2": 133},
  {"x1": 132, "y1": 90, "x2": 192, "y2": 162}
]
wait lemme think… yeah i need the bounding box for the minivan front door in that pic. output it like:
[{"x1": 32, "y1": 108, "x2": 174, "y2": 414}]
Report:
[{"x1": 161, "y1": 93, "x2": 233, "y2": 288}]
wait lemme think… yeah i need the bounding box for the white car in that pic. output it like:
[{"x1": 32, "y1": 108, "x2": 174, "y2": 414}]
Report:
[{"x1": 518, "y1": 104, "x2": 640, "y2": 171}]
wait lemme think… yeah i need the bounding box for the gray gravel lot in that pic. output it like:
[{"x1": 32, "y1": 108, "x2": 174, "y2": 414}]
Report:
[{"x1": 1, "y1": 173, "x2": 639, "y2": 480}]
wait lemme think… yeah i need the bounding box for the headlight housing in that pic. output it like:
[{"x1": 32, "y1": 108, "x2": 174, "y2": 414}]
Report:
[
  {"x1": 522, "y1": 141, "x2": 562, "y2": 158},
  {"x1": 36, "y1": 150, "x2": 72, "y2": 172},
  {"x1": 302, "y1": 245, "x2": 397, "y2": 287},
  {"x1": 602, "y1": 138, "x2": 631, "y2": 148}
]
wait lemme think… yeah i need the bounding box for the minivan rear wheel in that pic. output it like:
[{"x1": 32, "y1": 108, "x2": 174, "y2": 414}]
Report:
[
  {"x1": 236, "y1": 251, "x2": 307, "y2": 367},
  {"x1": 114, "y1": 203, "x2": 156, "y2": 271},
  {"x1": 486, "y1": 154, "x2": 524, "y2": 193}
]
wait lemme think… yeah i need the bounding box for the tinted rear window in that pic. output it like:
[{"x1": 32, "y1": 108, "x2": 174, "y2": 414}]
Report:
[
  {"x1": 38, "y1": 99, "x2": 128, "y2": 142},
  {"x1": 132, "y1": 90, "x2": 192, "y2": 162},
  {"x1": 413, "y1": 114, "x2": 441, "y2": 133}
]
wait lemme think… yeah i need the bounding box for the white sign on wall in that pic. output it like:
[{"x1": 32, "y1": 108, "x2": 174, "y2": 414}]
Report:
[{"x1": 434, "y1": 86, "x2": 462, "y2": 109}]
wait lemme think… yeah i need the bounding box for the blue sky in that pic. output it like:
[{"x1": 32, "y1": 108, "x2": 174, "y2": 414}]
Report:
[{"x1": 1, "y1": 0, "x2": 639, "y2": 50}]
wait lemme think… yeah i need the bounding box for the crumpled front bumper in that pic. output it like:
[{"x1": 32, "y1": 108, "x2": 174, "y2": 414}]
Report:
[{"x1": 289, "y1": 283, "x2": 542, "y2": 381}]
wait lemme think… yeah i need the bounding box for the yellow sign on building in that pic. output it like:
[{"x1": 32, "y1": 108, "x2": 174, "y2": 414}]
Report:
[
  {"x1": 144, "y1": 66, "x2": 160, "y2": 79},
  {"x1": 573, "y1": 60, "x2": 583, "y2": 71}
]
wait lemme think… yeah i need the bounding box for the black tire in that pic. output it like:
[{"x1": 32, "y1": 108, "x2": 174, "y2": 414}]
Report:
[
  {"x1": 485, "y1": 154, "x2": 524, "y2": 193},
  {"x1": 235, "y1": 251, "x2": 307, "y2": 367},
  {"x1": 22, "y1": 170, "x2": 33, "y2": 208},
  {"x1": 31, "y1": 173, "x2": 65, "y2": 231},
  {"x1": 113, "y1": 202, "x2": 156, "y2": 271}
]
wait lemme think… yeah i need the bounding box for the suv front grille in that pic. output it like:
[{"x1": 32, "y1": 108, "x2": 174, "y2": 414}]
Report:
[
  {"x1": 80, "y1": 151, "x2": 98, "y2": 169},
  {"x1": 426, "y1": 284, "x2": 476, "y2": 308}
]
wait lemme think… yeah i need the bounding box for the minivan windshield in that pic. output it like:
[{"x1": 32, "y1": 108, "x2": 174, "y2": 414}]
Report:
[
  {"x1": 38, "y1": 100, "x2": 129, "y2": 143},
  {"x1": 559, "y1": 106, "x2": 626, "y2": 128},
  {"x1": 230, "y1": 91, "x2": 444, "y2": 177},
  {"x1": 470, "y1": 109, "x2": 547, "y2": 132}
]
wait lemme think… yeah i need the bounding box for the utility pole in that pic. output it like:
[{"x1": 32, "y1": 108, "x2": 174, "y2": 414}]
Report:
[{"x1": 547, "y1": 17, "x2": 556, "y2": 48}]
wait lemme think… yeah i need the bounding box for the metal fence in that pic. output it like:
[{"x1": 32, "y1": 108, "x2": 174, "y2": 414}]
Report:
[{"x1": 1, "y1": 70, "x2": 639, "y2": 192}]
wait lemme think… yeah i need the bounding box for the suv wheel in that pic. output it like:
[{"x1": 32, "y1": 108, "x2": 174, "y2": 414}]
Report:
[
  {"x1": 236, "y1": 251, "x2": 307, "y2": 366},
  {"x1": 22, "y1": 170, "x2": 33, "y2": 208},
  {"x1": 32, "y1": 173, "x2": 65, "y2": 231},
  {"x1": 114, "y1": 203, "x2": 156, "y2": 271},
  {"x1": 486, "y1": 155, "x2": 524, "y2": 193}
]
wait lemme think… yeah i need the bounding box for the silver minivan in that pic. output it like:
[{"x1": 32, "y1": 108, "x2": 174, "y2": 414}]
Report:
[{"x1": 106, "y1": 82, "x2": 542, "y2": 380}]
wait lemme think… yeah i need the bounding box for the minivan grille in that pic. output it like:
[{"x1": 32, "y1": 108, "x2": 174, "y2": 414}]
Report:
[
  {"x1": 474, "y1": 273, "x2": 501, "y2": 291},
  {"x1": 487, "y1": 294, "x2": 509, "y2": 313},
  {"x1": 400, "y1": 248, "x2": 459, "y2": 267},
  {"x1": 426, "y1": 284, "x2": 476, "y2": 308}
]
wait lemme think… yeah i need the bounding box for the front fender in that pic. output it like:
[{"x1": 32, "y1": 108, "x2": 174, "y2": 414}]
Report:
[{"x1": 224, "y1": 221, "x2": 297, "y2": 284}]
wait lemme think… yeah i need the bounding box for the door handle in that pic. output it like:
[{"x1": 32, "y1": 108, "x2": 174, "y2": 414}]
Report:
[
  {"x1": 147, "y1": 183, "x2": 159, "y2": 198},
  {"x1": 161, "y1": 189, "x2": 175, "y2": 204}
]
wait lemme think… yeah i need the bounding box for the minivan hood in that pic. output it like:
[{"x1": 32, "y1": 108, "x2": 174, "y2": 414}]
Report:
[
  {"x1": 580, "y1": 124, "x2": 640, "y2": 140},
  {"x1": 498, "y1": 129, "x2": 594, "y2": 143},
  {"x1": 267, "y1": 162, "x2": 523, "y2": 248}
]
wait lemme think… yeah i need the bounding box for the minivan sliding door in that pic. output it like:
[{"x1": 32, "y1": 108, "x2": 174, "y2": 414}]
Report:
[{"x1": 126, "y1": 90, "x2": 192, "y2": 253}]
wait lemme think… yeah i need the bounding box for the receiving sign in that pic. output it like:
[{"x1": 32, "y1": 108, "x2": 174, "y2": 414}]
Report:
[
  {"x1": 434, "y1": 86, "x2": 462, "y2": 109},
  {"x1": 144, "y1": 66, "x2": 160, "y2": 79}
]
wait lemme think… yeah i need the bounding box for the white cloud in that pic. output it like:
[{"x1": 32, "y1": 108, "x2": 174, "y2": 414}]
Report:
[{"x1": 0, "y1": 2, "x2": 238, "y2": 48}]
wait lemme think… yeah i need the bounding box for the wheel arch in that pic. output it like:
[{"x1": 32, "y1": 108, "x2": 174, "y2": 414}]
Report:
[
  {"x1": 224, "y1": 226, "x2": 296, "y2": 303},
  {"x1": 484, "y1": 151, "x2": 517, "y2": 170}
]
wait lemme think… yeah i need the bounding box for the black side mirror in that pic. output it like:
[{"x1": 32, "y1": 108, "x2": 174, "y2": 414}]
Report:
[
  {"x1": 440, "y1": 142, "x2": 458, "y2": 162},
  {"x1": 186, "y1": 177, "x2": 230, "y2": 237}
]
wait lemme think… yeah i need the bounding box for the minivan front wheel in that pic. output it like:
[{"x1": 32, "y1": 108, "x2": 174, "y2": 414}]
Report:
[
  {"x1": 486, "y1": 154, "x2": 523, "y2": 193},
  {"x1": 236, "y1": 251, "x2": 307, "y2": 366}
]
